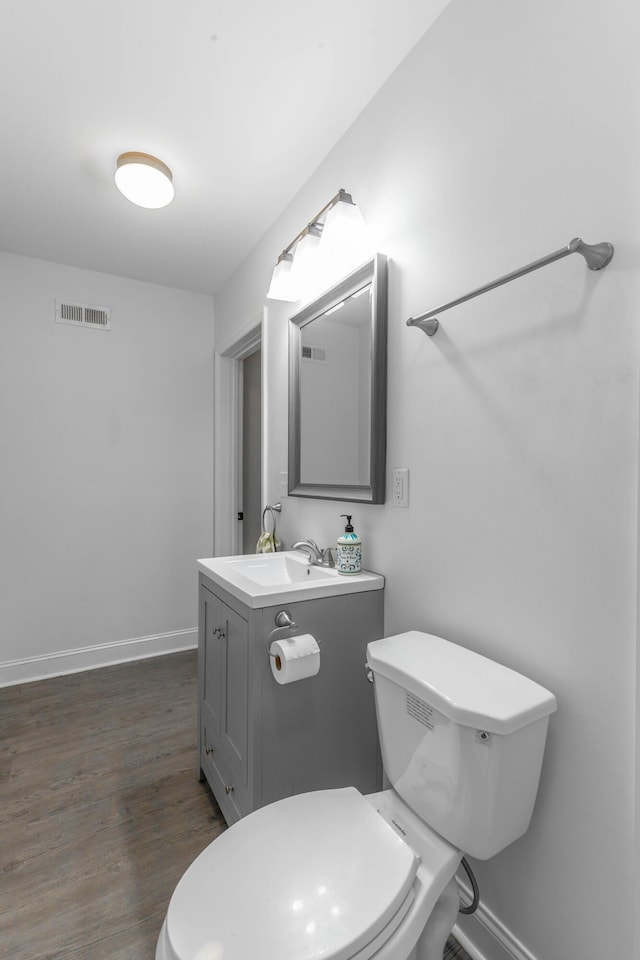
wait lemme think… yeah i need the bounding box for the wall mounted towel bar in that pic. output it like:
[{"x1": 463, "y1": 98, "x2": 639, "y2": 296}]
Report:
[{"x1": 406, "y1": 237, "x2": 614, "y2": 336}]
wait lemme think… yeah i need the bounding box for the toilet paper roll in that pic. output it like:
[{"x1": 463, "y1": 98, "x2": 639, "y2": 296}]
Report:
[{"x1": 269, "y1": 633, "x2": 320, "y2": 684}]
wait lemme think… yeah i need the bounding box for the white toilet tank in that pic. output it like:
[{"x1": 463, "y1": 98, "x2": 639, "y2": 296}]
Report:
[{"x1": 367, "y1": 631, "x2": 557, "y2": 860}]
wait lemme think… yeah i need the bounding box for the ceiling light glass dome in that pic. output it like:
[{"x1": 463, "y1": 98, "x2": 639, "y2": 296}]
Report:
[{"x1": 115, "y1": 152, "x2": 174, "y2": 209}]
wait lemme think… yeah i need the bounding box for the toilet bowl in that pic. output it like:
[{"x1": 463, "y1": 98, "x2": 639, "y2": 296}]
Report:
[
  {"x1": 156, "y1": 787, "x2": 462, "y2": 960},
  {"x1": 157, "y1": 631, "x2": 556, "y2": 960}
]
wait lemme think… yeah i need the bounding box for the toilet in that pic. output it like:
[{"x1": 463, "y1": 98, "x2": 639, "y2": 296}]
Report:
[{"x1": 156, "y1": 631, "x2": 557, "y2": 960}]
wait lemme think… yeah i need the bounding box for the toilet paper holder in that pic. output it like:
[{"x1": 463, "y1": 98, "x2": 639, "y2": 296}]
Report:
[
  {"x1": 266, "y1": 610, "x2": 297, "y2": 654},
  {"x1": 266, "y1": 610, "x2": 322, "y2": 655}
]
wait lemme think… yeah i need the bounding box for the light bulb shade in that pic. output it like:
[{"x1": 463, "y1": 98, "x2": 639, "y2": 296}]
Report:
[
  {"x1": 267, "y1": 254, "x2": 298, "y2": 301},
  {"x1": 115, "y1": 152, "x2": 174, "y2": 209},
  {"x1": 289, "y1": 230, "x2": 323, "y2": 303},
  {"x1": 318, "y1": 199, "x2": 373, "y2": 287}
]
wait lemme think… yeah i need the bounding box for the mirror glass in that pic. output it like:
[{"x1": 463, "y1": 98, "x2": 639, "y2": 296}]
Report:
[{"x1": 288, "y1": 254, "x2": 387, "y2": 503}]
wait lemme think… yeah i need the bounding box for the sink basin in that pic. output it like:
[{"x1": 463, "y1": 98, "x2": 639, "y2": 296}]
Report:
[
  {"x1": 198, "y1": 550, "x2": 384, "y2": 608},
  {"x1": 225, "y1": 553, "x2": 335, "y2": 586}
]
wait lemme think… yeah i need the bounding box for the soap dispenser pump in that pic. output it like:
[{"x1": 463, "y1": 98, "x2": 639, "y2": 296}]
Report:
[{"x1": 336, "y1": 515, "x2": 362, "y2": 575}]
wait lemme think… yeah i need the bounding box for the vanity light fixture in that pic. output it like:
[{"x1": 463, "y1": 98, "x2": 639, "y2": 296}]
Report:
[
  {"x1": 266, "y1": 189, "x2": 372, "y2": 302},
  {"x1": 319, "y1": 192, "x2": 371, "y2": 280},
  {"x1": 266, "y1": 252, "x2": 297, "y2": 301},
  {"x1": 288, "y1": 223, "x2": 323, "y2": 297},
  {"x1": 114, "y1": 152, "x2": 174, "y2": 209}
]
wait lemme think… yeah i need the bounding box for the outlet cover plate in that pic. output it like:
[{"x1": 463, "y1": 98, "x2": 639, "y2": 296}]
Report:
[{"x1": 392, "y1": 468, "x2": 409, "y2": 507}]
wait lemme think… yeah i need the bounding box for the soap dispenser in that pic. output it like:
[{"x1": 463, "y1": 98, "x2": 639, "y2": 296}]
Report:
[{"x1": 336, "y1": 515, "x2": 362, "y2": 575}]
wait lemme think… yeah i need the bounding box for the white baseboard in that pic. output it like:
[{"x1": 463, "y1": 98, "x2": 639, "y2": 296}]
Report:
[
  {"x1": 453, "y1": 880, "x2": 539, "y2": 960},
  {"x1": 0, "y1": 628, "x2": 197, "y2": 687}
]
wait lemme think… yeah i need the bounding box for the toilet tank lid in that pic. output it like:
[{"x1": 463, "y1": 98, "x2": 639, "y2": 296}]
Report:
[{"x1": 367, "y1": 632, "x2": 557, "y2": 734}]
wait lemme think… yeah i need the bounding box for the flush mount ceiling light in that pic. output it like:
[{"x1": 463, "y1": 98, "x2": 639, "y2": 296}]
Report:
[
  {"x1": 114, "y1": 152, "x2": 174, "y2": 209},
  {"x1": 267, "y1": 189, "x2": 373, "y2": 303}
]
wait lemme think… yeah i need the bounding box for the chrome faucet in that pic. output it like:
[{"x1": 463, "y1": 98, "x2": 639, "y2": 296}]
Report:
[
  {"x1": 292, "y1": 539, "x2": 335, "y2": 567},
  {"x1": 292, "y1": 539, "x2": 322, "y2": 564}
]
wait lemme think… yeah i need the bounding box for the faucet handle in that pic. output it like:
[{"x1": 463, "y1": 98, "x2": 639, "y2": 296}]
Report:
[{"x1": 320, "y1": 546, "x2": 335, "y2": 567}]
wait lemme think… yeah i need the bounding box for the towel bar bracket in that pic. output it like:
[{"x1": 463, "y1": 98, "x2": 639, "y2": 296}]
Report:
[
  {"x1": 412, "y1": 317, "x2": 440, "y2": 337},
  {"x1": 407, "y1": 237, "x2": 614, "y2": 336}
]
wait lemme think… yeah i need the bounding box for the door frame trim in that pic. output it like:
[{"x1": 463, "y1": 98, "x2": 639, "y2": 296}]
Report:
[{"x1": 214, "y1": 312, "x2": 264, "y2": 557}]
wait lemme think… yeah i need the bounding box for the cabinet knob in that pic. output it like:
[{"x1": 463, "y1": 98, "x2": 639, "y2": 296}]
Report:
[
  {"x1": 224, "y1": 784, "x2": 234, "y2": 795},
  {"x1": 205, "y1": 745, "x2": 215, "y2": 755}
]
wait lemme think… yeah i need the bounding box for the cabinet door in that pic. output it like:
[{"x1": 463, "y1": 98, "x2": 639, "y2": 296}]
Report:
[
  {"x1": 201, "y1": 589, "x2": 224, "y2": 738},
  {"x1": 200, "y1": 586, "x2": 251, "y2": 821},
  {"x1": 219, "y1": 602, "x2": 249, "y2": 787},
  {"x1": 201, "y1": 712, "x2": 244, "y2": 824}
]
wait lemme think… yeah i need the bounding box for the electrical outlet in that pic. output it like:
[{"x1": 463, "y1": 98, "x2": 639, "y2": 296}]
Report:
[
  {"x1": 392, "y1": 468, "x2": 409, "y2": 507},
  {"x1": 280, "y1": 470, "x2": 288, "y2": 496}
]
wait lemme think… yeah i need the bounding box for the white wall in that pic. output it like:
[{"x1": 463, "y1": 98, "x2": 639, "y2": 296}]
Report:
[
  {"x1": 0, "y1": 253, "x2": 214, "y2": 682},
  {"x1": 215, "y1": 1, "x2": 640, "y2": 958}
]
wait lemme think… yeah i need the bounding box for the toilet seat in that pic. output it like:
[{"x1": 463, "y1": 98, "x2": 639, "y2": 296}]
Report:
[{"x1": 160, "y1": 787, "x2": 421, "y2": 960}]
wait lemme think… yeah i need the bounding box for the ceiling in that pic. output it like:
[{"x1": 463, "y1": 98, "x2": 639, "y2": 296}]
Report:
[{"x1": 0, "y1": 1, "x2": 448, "y2": 296}]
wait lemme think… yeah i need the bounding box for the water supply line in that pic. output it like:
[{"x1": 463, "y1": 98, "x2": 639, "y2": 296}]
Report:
[{"x1": 458, "y1": 857, "x2": 480, "y2": 915}]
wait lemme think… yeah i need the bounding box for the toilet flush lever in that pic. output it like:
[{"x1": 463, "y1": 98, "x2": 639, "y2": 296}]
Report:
[{"x1": 365, "y1": 662, "x2": 374, "y2": 684}]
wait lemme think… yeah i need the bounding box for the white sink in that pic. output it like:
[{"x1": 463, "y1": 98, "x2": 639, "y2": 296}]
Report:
[
  {"x1": 198, "y1": 550, "x2": 384, "y2": 608},
  {"x1": 224, "y1": 553, "x2": 336, "y2": 586}
]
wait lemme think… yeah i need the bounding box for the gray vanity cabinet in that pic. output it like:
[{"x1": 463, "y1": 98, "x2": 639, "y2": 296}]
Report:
[{"x1": 198, "y1": 572, "x2": 384, "y2": 826}]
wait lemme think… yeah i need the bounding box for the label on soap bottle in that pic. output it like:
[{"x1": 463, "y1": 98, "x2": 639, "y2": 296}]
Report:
[{"x1": 336, "y1": 540, "x2": 362, "y2": 575}]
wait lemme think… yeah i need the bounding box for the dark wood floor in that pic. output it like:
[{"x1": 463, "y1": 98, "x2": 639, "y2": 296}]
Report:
[{"x1": 1, "y1": 651, "x2": 471, "y2": 959}]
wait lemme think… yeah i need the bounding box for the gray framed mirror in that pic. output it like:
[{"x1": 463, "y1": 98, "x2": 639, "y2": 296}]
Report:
[{"x1": 288, "y1": 253, "x2": 387, "y2": 503}]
